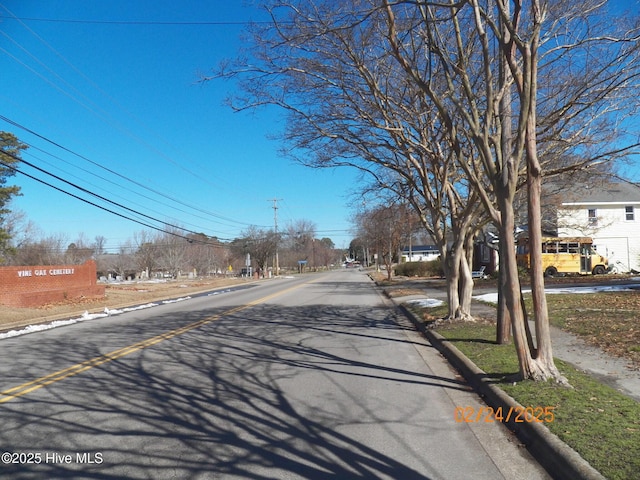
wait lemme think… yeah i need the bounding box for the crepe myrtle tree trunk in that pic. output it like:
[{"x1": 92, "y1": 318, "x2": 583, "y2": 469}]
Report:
[
  {"x1": 525, "y1": 57, "x2": 564, "y2": 381},
  {"x1": 497, "y1": 176, "x2": 567, "y2": 382},
  {"x1": 527, "y1": 159, "x2": 560, "y2": 379},
  {"x1": 383, "y1": 251, "x2": 393, "y2": 281},
  {"x1": 496, "y1": 240, "x2": 512, "y2": 344},
  {"x1": 501, "y1": 0, "x2": 566, "y2": 383},
  {"x1": 441, "y1": 234, "x2": 474, "y2": 322},
  {"x1": 439, "y1": 184, "x2": 481, "y2": 322},
  {"x1": 441, "y1": 248, "x2": 461, "y2": 321},
  {"x1": 423, "y1": 209, "x2": 466, "y2": 322},
  {"x1": 496, "y1": 3, "x2": 514, "y2": 346},
  {"x1": 496, "y1": 192, "x2": 536, "y2": 378},
  {"x1": 459, "y1": 231, "x2": 475, "y2": 319}
]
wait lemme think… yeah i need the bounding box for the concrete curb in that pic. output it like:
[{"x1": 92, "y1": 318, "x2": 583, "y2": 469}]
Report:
[{"x1": 398, "y1": 303, "x2": 606, "y2": 480}]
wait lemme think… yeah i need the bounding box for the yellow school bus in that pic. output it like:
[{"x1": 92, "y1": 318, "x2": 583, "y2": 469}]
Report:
[{"x1": 516, "y1": 236, "x2": 608, "y2": 276}]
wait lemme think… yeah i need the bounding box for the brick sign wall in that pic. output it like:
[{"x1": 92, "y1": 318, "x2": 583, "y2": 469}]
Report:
[{"x1": 0, "y1": 260, "x2": 105, "y2": 308}]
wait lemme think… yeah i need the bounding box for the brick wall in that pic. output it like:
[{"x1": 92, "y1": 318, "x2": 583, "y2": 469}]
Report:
[{"x1": 0, "y1": 260, "x2": 105, "y2": 308}]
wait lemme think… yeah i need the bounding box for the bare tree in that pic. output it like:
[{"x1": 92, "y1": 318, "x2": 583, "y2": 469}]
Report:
[
  {"x1": 110, "y1": 241, "x2": 135, "y2": 280},
  {"x1": 355, "y1": 202, "x2": 413, "y2": 280},
  {"x1": 65, "y1": 234, "x2": 95, "y2": 264},
  {"x1": 134, "y1": 230, "x2": 161, "y2": 278},
  {"x1": 10, "y1": 233, "x2": 67, "y2": 266},
  {"x1": 93, "y1": 236, "x2": 107, "y2": 256},
  {"x1": 230, "y1": 226, "x2": 277, "y2": 277},
  {"x1": 313, "y1": 237, "x2": 337, "y2": 269},
  {"x1": 281, "y1": 219, "x2": 317, "y2": 269},
  {"x1": 211, "y1": 0, "x2": 640, "y2": 381},
  {"x1": 184, "y1": 233, "x2": 223, "y2": 277},
  {"x1": 211, "y1": 1, "x2": 487, "y2": 320},
  {"x1": 4, "y1": 209, "x2": 33, "y2": 264},
  {"x1": 158, "y1": 227, "x2": 190, "y2": 278},
  {"x1": 383, "y1": 0, "x2": 640, "y2": 380}
]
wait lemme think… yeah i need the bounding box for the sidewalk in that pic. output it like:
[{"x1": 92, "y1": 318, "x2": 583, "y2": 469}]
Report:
[{"x1": 547, "y1": 323, "x2": 640, "y2": 402}]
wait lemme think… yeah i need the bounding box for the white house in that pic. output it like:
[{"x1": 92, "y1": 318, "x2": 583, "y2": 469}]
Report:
[
  {"x1": 557, "y1": 181, "x2": 640, "y2": 273},
  {"x1": 400, "y1": 245, "x2": 440, "y2": 263}
]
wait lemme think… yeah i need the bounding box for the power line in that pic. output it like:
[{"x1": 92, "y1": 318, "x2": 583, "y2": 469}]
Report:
[
  {"x1": 21, "y1": 147, "x2": 243, "y2": 234},
  {"x1": 0, "y1": 115, "x2": 269, "y2": 229},
  {"x1": 0, "y1": 15, "x2": 271, "y2": 26},
  {"x1": 21, "y1": 151, "x2": 222, "y2": 237},
  {"x1": 0, "y1": 153, "x2": 228, "y2": 245},
  {"x1": 1, "y1": 158, "x2": 174, "y2": 238},
  {"x1": 0, "y1": 5, "x2": 270, "y2": 226}
]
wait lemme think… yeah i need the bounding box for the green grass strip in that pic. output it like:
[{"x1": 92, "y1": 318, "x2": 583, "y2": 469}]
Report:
[{"x1": 436, "y1": 322, "x2": 640, "y2": 480}]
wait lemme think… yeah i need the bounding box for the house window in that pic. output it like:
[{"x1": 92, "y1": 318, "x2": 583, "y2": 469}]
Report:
[
  {"x1": 626, "y1": 206, "x2": 634, "y2": 221},
  {"x1": 588, "y1": 208, "x2": 597, "y2": 225}
]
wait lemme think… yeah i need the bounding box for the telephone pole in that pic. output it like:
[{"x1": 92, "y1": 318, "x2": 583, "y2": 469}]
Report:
[{"x1": 269, "y1": 198, "x2": 283, "y2": 276}]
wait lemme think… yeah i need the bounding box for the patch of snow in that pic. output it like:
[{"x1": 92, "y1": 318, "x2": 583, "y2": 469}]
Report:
[
  {"x1": 0, "y1": 295, "x2": 196, "y2": 340},
  {"x1": 162, "y1": 297, "x2": 191, "y2": 304},
  {"x1": 406, "y1": 298, "x2": 444, "y2": 308},
  {"x1": 208, "y1": 289, "x2": 231, "y2": 296},
  {"x1": 474, "y1": 284, "x2": 636, "y2": 305}
]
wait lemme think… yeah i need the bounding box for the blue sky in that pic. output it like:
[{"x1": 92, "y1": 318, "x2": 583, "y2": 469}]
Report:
[{"x1": 0, "y1": 1, "x2": 360, "y2": 252}]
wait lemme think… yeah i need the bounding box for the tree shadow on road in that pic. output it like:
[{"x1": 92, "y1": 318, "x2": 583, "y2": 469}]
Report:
[{"x1": 0, "y1": 303, "x2": 474, "y2": 479}]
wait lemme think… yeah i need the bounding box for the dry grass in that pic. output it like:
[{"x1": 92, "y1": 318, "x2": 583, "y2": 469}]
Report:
[
  {"x1": 384, "y1": 287, "x2": 428, "y2": 298},
  {"x1": 0, "y1": 277, "x2": 252, "y2": 332},
  {"x1": 534, "y1": 292, "x2": 640, "y2": 369}
]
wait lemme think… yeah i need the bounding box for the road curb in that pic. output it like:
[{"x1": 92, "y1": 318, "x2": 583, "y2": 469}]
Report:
[{"x1": 398, "y1": 303, "x2": 606, "y2": 480}]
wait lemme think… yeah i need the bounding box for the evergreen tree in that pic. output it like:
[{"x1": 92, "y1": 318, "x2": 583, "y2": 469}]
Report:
[{"x1": 0, "y1": 132, "x2": 26, "y2": 258}]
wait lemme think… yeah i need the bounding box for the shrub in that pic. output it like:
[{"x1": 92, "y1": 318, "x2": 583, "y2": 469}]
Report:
[{"x1": 395, "y1": 259, "x2": 442, "y2": 277}]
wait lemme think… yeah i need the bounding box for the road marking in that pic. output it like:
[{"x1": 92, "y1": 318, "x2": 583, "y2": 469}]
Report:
[{"x1": 0, "y1": 278, "x2": 316, "y2": 404}]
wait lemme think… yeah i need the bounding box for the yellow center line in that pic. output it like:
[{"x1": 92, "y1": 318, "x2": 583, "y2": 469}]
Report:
[{"x1": 0, "y1": 278, "x2": 316, "y2": 404}]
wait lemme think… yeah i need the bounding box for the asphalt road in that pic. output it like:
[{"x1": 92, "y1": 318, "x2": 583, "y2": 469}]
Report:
[{"x1": 0, "y1": 269, "x2": 549, "y2": 479}]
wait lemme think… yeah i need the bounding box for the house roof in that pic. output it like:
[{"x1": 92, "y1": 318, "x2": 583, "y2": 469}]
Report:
[
  {"x1": 560, "y1": 181, "x2": 640, "y2": 205},
  {"x1": 401, "y1": 245, "x2": 439, "y2": 253}
]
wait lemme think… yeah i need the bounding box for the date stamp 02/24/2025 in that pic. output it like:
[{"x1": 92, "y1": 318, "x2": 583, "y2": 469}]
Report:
[{"x1": 455, "y1": 405, "x2": 556, "y2": 424}]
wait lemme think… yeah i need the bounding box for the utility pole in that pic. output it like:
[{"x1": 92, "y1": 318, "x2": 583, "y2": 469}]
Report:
[{"x1": 269, "y1": 198, "x2": 282, "y2": 276}]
